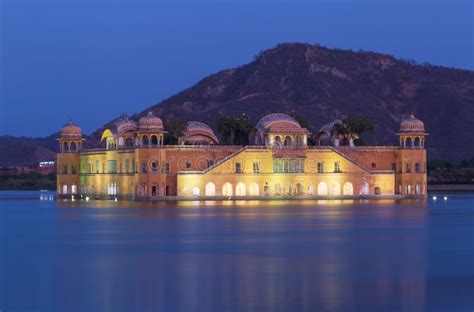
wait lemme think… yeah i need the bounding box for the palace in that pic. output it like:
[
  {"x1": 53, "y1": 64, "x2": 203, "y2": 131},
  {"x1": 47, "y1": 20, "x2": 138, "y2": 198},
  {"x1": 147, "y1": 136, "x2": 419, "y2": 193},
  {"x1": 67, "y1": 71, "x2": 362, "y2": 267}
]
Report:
[{"x1": 56, "y1": 112, "x2": 427, "y2": 199}]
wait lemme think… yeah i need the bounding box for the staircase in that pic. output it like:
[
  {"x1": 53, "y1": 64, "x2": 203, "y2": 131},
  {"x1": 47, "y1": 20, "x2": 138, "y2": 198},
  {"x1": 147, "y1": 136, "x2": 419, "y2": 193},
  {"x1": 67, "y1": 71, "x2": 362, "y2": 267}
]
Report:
[
  {"x1": 328, "y1": 147, "x2": 371, "y2": 173},
  {"x1": 202, "y1": 146, "x2": 268, "y2": 174}
]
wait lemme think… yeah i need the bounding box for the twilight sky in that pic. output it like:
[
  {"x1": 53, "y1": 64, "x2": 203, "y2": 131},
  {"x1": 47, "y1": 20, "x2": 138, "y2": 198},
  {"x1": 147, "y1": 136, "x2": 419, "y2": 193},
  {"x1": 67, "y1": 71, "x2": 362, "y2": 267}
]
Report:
[{"x1": 0, "y1": 0, "x2": 472, "y2": 137}]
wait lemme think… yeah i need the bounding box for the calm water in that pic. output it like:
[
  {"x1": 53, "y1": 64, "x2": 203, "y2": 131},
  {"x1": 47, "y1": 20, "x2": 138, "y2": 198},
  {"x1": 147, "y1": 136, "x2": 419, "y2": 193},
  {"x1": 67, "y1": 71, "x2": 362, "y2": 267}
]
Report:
[{"x1": 0, "y1": 192, "x2": 473, "y2": 312}]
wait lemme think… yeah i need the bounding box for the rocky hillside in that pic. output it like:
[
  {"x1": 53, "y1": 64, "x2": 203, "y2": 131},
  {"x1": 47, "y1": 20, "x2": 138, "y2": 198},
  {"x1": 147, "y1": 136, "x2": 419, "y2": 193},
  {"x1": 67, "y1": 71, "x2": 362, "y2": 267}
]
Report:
[
  {"x1": 0, "y1": 135, "x2": 57, "y2": 166},
  {"x1": 3, "y1": 43, "x2": 474, "y2": 165}
]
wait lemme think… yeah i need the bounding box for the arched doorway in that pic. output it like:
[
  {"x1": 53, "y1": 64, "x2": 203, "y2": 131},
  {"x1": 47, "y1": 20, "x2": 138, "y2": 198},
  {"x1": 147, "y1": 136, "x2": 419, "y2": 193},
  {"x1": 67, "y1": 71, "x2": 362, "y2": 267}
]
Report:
[
  {"x1": 249, "y1": 183, "x2": 259, "y2": 196},
  {"x1": 360, "y1": 182, "x2": 370, "y2": 195},
  {"x1": 375, "y1": 187, "x2": 381, "y2": 195},
  {"x1": 205, "y1": 182, "x2": 215, "y2": 196},
  {"x1": 236, "y1": 183, "x2": 246, "y2": 196},
  {"x1": 222, "y1": 182, "x2": 233, "y2": 196},
  {"x1": 296, "y1": 136, "x2": 303, "y2": 146},
  {"x1": 151, "y1": 135, "x2": 158, "y2": 146},
  {"x1": 70, "y1": 142, "x2": 77, "y2": 151},
  {"x1": 192, "y1": 186, "x2": 200, "y2": 196},
  {"x1": 296, "y1": 183, "x2": 304, "y2": 195},
  {"x1": 275, "y1": 183, "x2": 281, "y2": 195},
  {"x1": 343, "y1": 182, "x2": 353, "y2": 195},
  {"x1": 332, "y1": 183, "x2": 341, "y2": 196},
  {"x1": 142, "y1": 135, "x2": 149, "y2": 146},
  {"x1": 415, "y1": 183, "x2": 421, "y2": 195},
  {"x1": 125, "y1": 138, "x2": 134, "y2": 147},
  {"x1": 318, "y1": 182, "x2": 328, "y2": 196},
  {"x1": 414, "y1": 137, "x2": 420, "y2": 148},
  {"x1": 284, "y1": 136, "x2": 292, "y2": 147},
  {"x1": 308, "y1": 184, "x2": 314, "y2": 195}
]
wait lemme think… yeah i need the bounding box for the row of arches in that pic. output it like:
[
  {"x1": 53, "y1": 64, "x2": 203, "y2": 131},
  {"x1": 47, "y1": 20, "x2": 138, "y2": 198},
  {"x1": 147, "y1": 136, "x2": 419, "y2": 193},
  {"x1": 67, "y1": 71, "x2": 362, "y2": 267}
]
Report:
[
  {"x1": 273, "y1": 135, "x2": 305, "y2": 148},
  {"x1": 192, "y1": 181, "x2": 374, "y2": 197},
  {"x1": 401, "y1": 136, "x2": 425, "y2": 149},
  {"x1": 141, "y1": 134, "x2": 163, "y2": 146},
  {"x1": 60, "y1": 184, "x2": 77, "y2": 194},
  {"x1": 61, "y1": 141, "x2": 81, "y2": 152}
]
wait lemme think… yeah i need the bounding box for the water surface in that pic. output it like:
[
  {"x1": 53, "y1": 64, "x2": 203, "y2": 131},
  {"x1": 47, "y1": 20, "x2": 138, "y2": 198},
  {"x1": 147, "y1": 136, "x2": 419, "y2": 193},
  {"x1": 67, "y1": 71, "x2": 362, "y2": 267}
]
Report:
[{"x1": 1, "y1": 192, "x2": 473, "y2": 311}]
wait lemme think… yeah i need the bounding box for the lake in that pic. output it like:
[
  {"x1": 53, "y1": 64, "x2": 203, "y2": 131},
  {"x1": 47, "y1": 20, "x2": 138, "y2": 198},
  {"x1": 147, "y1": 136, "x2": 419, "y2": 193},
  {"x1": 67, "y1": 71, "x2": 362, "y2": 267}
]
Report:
[{"x1": 1, "y1": 191, "x2": 473, "y2": 311}]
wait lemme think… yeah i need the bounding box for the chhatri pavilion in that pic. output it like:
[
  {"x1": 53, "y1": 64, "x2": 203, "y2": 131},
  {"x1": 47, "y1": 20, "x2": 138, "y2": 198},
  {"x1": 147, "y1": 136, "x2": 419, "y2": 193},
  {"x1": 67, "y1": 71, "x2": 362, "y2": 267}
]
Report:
[{"x1": 56, "y1": 112, "x2": 427, "y2": 199}]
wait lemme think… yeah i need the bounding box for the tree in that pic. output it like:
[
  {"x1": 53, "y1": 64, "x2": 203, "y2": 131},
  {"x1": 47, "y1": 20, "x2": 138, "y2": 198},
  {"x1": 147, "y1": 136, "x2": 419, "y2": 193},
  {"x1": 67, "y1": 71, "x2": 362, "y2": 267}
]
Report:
[
  {"x1": 344, "y1": 117, "x2": 374, "y2": 146},
  {"x1": 216, "y1": 114, "x2": 253, "y2": 145},
  {"x1": 216, "y1": 116, "x2": 235, "y2": 145},
  {"x1": 163, "y1": 116, "x2": 187, "y2": 145},
  {"x1": 460, "y1": 157, "x2": 474, "y2": 168},
  {"x1": 330, "y1": 117, "x2": 374, "y2": 146}
]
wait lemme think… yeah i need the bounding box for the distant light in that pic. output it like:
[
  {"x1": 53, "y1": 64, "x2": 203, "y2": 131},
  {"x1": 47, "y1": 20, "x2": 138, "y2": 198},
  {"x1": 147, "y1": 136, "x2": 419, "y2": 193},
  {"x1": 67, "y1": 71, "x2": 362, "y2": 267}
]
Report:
[
  {"x1": 85, "y1": 196, "x2": 90, "y2": 201},
  {"x1": 444, "y1": 196, "x2": 448, "y2": 201},
  {"x1": 114, "y1": 197, "x2": 118, "y2": 202},
  {"x1": 433, "y1": 196, "x2": 437, "y2": 200}
]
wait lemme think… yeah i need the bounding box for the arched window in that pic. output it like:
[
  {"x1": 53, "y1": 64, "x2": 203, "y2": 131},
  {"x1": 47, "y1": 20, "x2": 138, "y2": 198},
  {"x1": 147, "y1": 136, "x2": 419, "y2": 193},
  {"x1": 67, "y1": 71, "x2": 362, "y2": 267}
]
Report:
[
  {"x1": 205, "y1": 182, "x2": 216, "y2": 196},
  {"x1": 343, "y1": 182, "x2": 353, "y2": 195},
  {"x1": 125, "y1": 138, "x2": 134, "y2": 148},
  {"x1": 414, "y1": 137, "x2": 420, "y2": 148},
  {"x1": 249, "y1": 183, "x2": 259, "y2": 196},
  {"x1": 151, "y1": 135, "x2": 158, "y2": 145},
  {"x1": 236, "y1": 183, "x2": 246, "y2": 196},
  {"x1": 63, "y1": 142, "x2": 69, "y2": 152},
  {"x1": 142, "y1": 162, "x2": 147, "y2": 173},
  {"x1": 142, "y1": 135, "x2": 149, "y2": 146},
  {"x1": 222, "y1": 182, "x2": 233, "y2": 196},
  {"x1": 70, "y1": 142, "x2": 77, "y2": 151},
  {"x1": 284, "y1": 136, "x2": 292, "y2": 147},
  {"x1": 332, "y1": 183, "x2": 341, "y2": 196},
  {"x1": 317, "y1": 182, "x2": 328, "y2": 196},
  {"x1": 405, "y1": 137, "x2": 412, "y2": 148}
]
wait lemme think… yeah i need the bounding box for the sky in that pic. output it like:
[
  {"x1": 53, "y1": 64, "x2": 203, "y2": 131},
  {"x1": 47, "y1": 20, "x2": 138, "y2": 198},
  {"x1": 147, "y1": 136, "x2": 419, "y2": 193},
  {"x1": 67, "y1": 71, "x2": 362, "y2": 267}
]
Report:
[{"x1": 0, "y1": 0, "x2": 472, "y2": 137}]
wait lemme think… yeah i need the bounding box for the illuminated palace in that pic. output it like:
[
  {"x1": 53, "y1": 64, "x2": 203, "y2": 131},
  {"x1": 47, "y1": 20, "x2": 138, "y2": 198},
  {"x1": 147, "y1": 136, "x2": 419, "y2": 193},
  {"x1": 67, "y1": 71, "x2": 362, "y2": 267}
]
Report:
[{"x1": 56, "y1": 112, "x2": 427, "y2": 199}]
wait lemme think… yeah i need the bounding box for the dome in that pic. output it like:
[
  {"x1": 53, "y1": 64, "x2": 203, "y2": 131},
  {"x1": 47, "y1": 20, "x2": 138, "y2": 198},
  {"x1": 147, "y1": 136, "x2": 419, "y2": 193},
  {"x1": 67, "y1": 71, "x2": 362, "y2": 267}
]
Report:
[
  {"x1": 138, "y1": 111, "x2": 164, "y2": 132},
  {"x1": 187, "y1": 121, "x2": 213, "y2": 132},
  {"x1": 399, "y1": 114, "x2": 425, "y2": 133},
  {"x1": 179, "y1": 121, "x2": 219, "y2": 144},
  {"x1": 316, "y1": 119, "x2": 343, "y2": 136},
  {"x1": 115, "y1": 115, "x2": 137, "y2": 134},
  {"x1": 60, "y1": 120, "x2": 82, "y2": 138},
  {"x1": 255, "y1": 113, "x2": 302, "y2": 133}
]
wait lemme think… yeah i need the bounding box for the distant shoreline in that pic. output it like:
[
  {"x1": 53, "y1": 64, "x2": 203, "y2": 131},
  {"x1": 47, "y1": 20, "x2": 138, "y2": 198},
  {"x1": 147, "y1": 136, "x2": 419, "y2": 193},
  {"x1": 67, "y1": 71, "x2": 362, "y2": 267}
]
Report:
[{"x1": 427, "y1": 184, "x2": 474, "y2": 192}]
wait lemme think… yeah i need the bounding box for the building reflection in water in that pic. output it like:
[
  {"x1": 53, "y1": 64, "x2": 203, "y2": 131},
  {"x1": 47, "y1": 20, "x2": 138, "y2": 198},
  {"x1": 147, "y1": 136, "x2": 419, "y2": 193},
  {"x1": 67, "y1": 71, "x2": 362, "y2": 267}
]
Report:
[{"x1": 50, "y1": 199, "x2": 429, "y2": 311}]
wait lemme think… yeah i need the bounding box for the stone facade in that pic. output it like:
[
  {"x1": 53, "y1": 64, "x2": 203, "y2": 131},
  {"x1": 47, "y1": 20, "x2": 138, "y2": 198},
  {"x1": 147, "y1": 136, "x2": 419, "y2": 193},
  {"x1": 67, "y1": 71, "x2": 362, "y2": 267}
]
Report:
[{"x1": 56, "y1": 113, "x2": 428, "y2": 199}]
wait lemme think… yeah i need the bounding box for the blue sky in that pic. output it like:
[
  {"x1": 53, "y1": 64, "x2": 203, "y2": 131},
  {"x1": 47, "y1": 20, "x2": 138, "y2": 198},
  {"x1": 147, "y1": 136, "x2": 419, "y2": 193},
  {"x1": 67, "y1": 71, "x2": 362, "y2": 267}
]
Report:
[{"x1": 1, "y1": 0, "x2": 472, "y2": 137}]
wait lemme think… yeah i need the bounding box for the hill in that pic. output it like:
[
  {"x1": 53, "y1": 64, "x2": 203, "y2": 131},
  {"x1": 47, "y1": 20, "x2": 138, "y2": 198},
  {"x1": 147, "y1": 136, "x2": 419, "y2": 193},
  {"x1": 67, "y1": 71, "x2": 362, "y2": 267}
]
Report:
[{"x1": 3, "y1": 43, "x2": 474, "y2": 166}]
